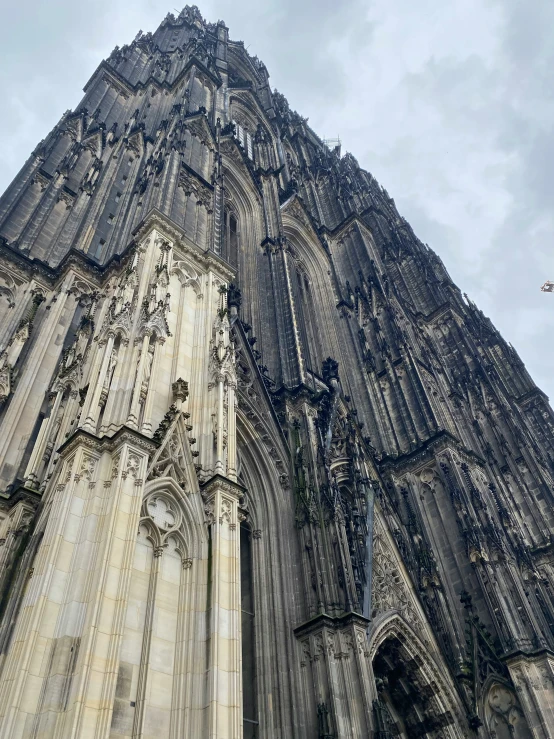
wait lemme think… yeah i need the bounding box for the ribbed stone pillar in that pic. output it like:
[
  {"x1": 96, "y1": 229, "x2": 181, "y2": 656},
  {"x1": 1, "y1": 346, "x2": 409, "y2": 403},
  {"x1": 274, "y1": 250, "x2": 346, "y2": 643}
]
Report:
[{"x1": 201, "y1": 474, "x2": 244, "y2": 739}]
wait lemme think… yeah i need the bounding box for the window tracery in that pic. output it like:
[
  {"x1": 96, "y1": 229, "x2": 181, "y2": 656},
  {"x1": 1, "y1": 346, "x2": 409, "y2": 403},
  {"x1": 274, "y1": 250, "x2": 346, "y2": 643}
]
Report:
[
  {"x1": 293, "y1": 261, "x2": 323, "y2": 376},
  {"x1": 223, "y1": 205, "x2": 240, "y2": 268},
  {"x1": 140, "y1": 489, "x2": 189, "y2": 566},
  {"x1": 231, "y1": 117, "x2": 255, "y2": 161}
]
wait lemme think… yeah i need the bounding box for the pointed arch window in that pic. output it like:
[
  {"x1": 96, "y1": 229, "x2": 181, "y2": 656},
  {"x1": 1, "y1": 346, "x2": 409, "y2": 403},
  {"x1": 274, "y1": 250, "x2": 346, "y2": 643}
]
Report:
[
  {"x1": 232, "y1": 120, "x2": 254, "y2": 160},
  {"x1": 293, "y1": 265, "x2": 323, "y2": 377},
  {"x1": 224, "y1": 208, "x2": 240, "y2": 268}
]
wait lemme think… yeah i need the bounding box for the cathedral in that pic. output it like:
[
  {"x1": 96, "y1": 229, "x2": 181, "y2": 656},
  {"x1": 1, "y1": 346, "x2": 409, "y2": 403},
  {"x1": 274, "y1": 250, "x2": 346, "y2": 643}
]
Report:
[{"x1": 0, "y1": 5, "x2": 553, "y2": 738}]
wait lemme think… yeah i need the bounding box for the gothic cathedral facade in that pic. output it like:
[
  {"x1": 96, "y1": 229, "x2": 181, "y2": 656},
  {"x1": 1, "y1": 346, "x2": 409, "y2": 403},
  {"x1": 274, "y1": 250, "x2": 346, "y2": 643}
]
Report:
[{"x1": 0, "y1": 6, "x2": 553, "y2": 738}]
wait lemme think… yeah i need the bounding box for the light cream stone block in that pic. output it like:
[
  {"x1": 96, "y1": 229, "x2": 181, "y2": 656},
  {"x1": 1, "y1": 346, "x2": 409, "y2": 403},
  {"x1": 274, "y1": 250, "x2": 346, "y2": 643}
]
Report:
[
  {"x1": 104, "y1": 565, "x2": 123, "y2": 601},
  {"x1": 142, "y1": 705, "x2": 171, "y2": 737},
  {"x1": 153, "y1": 606, "x2": 178, "y2": 641},
  {"x1": 48, "y1": 568, "x2": 69, "y2": 605},
  {"x1": 89, "y1": 630, "x2": 112, "y2": 673},
  {"x1": 55, "y1": 539, "x2": 75, "y2": 573},
  {"x1": 64, "y1": 512, "x2": 83, "y2": 543},
  {"x1": 19, "y1": 673, "x2": 43, "y2": 715},
  {"x1": 41, "y1": 600, "x2": 61, "y2": 639},
  {"x1": 148, "y1": 670, "x2": 174, "y2": 708}
]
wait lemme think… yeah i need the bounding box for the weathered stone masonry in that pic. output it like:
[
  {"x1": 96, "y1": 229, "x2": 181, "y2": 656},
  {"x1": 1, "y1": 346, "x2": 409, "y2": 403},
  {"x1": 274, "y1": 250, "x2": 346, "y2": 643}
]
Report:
[{"x1": 0, "y1": 5, "x2": 553, "y2": 738}]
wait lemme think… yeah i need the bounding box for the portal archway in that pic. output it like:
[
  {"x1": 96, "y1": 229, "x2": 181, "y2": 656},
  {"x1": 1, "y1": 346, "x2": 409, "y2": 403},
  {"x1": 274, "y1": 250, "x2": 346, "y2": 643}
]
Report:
[{"x1": 370, "y1": 616, "x2": 466, "y2": 738}]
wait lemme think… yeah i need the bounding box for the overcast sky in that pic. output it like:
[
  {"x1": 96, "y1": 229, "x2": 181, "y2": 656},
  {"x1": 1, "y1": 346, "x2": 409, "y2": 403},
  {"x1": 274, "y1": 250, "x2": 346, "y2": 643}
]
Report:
[{"x1": 1, "y1": 1, "x2": 553, "y2": 400}]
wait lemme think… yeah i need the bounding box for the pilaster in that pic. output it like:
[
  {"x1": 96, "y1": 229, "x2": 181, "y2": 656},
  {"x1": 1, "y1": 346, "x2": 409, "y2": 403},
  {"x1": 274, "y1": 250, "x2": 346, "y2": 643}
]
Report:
[
  {"x1": 507, "y1": 652, "x2": 554, "y2": 739},
  {"x1": 201, "y1": 474, "x2": 244, "y2": 739},
  {"x1": 294, "y1": 612, "x2": 374, "y2": 739}
]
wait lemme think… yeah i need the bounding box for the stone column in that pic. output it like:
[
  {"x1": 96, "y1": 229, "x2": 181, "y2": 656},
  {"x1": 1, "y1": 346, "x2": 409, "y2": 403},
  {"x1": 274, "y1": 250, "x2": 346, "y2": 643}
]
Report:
[
  {"x1": 44, "y1": 389, "x2": 79, "y2": 482},
  {"x1": 0, "y1": 496, "x2": 37, "y2": 592},
  {"x1": 81, "y1": 331, "x2": 115, "y2": 432},
  {"x1": 140, "y1": 336, "x2": 164, "y2": 436},
  {"x1": 132, "y1": 544, "x2": 163, "y2": 736},
  {"x1": 78, "y1": 338, "x2": 105, "y2": 428},
  {"x1": 127, "y1": 333, "x2": 151, "y2": 430},
  {"x1": 295, "y1": 613, "x2": 374, "y2": 739},
  {"x1": 227, "y1": 381, "x2": 237, "y2": 482},
  {"x1": 111, "y1": 338, "x2": 139, "y2": 430},
  {"x1": 99, "y1": 339, "x2": 129, "y2": 435},
  {"x1": 215, "y1": 377, "x2": 225, "y2": 476},
  {"x1": 201, "y1": 475, "x2": 244, "y2": 739},
  {"x1": 0, "y1": 284, "x2": 32, "y2": 351},
  {"x1": 56, "y1": 387, "x2": 80, "y2": 443},
  {"x1": 508, "y1": 654, "x2": 554, "y2": 739},
  {"x1": 23, "y1": 390, "x2": 62, "y2": 488}
]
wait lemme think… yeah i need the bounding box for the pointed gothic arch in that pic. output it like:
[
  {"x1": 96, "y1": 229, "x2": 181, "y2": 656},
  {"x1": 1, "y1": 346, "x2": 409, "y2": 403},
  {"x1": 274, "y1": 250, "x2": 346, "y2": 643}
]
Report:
[
  {"x1": 482, "y1": 677, "x2": 532, "y2": 739},
  {"x1": 223, "y1": 200, "x2": 240, "y2": 268},
  {"x1": 281, "y1": 214, "x2": 342, "y2": 376},
  {"x1": 290, "y1": 259, "x2": 324, "y2": 377},
  {"x1": 142, "y1": 476, "x2": 205, "y2": 561},
  {"x1": 369, "y1": 614, "x2": 466, "y2": 738},
  {"x1": 220, "y1": 164, "x2": 264, "y2": 330},
  {"x1": 235, "y1": 409, "x2": 301, "y2": 737}
]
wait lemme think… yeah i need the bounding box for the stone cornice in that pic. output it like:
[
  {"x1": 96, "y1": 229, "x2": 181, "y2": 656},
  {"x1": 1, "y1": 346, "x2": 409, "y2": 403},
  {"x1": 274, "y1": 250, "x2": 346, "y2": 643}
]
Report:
[
  {"x1": 320, "y1": 212, "x2": 376, "y2": 246},
  {"x1": 200, "y1": 473, "x2": 247, "y2": 500},
  {"x1": 378, "y1": 430, "x2": 486, "y2": 475},
  {"x1": 1, "y1": 209, "x2": 235, "y2": 290},
  {"x1": 132, "y1": 209, "x2": 236, "y2": 282},
  {"x1": 318, "y1": 205, "x2": 391, "y2": 240},
  {"x1": 0, "y1": 237, "x2": 135, "y2": 290},
  {"x1": 57, "y1": 425, "x2": 158, "y2": 460},
  {"x1": 0, "y1": 208, "x2": 236, "y2": 289},
  {"x1": 180, "y1": 160, "x2": 214, "y2": 192},
  {"x1": 504, "y1": 647, "x2": 554, "y2": 664},
  {"x1": 294, "y1": 611, "x2": 370, "y2": 638},
  {"x1": 0, "y1": 484, "x2": 42, "y2": 506},
  {"x1": 515, "y1": 387, "x2": 550, "y2": 406}
]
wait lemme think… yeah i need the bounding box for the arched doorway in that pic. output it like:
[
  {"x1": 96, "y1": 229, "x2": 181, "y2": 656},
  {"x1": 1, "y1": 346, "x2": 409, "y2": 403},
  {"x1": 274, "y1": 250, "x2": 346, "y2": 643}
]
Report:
[{"x1": 370, "y1": 618, "x2": 466, "y2": 738}]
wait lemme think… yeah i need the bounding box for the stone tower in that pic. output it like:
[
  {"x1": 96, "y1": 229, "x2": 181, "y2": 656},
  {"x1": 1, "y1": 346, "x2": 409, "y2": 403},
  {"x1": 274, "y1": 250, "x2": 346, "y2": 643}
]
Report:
[{"x1": 0, "y1": 6, "x2": 553, "y2": 738}]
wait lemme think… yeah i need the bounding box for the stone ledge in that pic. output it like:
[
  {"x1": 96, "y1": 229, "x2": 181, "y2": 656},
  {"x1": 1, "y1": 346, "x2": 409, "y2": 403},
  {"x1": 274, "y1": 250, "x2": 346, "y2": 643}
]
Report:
[
  {"x1": 294, "y1": 611, "x2": 370, "y2": 638},
  {"x1": 56, "y1": 424, "x2": 158, "y2": 459}
]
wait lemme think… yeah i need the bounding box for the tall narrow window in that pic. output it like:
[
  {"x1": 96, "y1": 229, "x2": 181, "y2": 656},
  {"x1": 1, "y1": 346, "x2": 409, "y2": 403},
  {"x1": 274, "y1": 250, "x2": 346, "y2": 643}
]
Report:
[
  {"x1": 229, "y1": 214, "x2": 238, "y2": 267},
  {"x1": 232, "y1": 120, "x2": 254, "y2": 161},
  {"x1": 294, "y1": 267, "x2": 323, "y2": 377},
  {"x1": 224, "y1": 209, "x2": 239, "y2": 268},
  {"x1": 241, "y1": 523, "x2": 258, "y2": 738}
]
